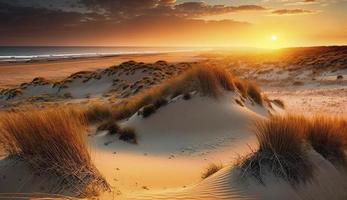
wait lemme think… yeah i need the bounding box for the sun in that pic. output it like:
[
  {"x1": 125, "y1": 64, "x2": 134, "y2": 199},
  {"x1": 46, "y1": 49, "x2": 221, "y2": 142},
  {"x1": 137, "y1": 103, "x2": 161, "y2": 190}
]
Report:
[{"x1": 271, "y1": 35, "x2": 278, "y2": 41}]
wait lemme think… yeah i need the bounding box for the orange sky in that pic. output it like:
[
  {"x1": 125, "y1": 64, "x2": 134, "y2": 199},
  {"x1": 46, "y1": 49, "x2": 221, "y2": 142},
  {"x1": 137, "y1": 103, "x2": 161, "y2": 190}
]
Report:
[{"x1": 0, "y1": 0, "x2": 346, "y2": 48}]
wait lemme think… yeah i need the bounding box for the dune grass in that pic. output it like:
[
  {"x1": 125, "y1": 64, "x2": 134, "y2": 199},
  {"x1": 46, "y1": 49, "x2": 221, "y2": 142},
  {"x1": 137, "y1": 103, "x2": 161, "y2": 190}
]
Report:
[
  {"x1": 119, "y1": 127, "x2": 137, "y2": 144},
  {"x1": 84, "y1": 103, "x2": 113, "y2": 124},
  {"x1": 201, "y1": 163, "x2": 223, "y2": 179},
  {"x1": 0, "y1": 107, "x2": 109, "y2": 197},
  {"x1": 97, "y1": 119, "x2": 120, "y2": 135},
  {"x1": 238, "y1": 115, "x2": 312, "y2": 185},
  {"x1": 306, "y1": 115, "x2": 347, "y2": 165},
  {"x1": 110, "y1": 65, "x2": 265, "y2": 121},
  {"x1": 239, "y1": 114, "x2": 347, "y2": 185}
]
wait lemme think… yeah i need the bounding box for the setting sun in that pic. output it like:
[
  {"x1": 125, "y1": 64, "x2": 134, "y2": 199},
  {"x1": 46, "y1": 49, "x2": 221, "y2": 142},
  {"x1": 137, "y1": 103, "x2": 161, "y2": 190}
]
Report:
[{"x1": 271, "y1": 35, "x2": 278, "y2": 41}]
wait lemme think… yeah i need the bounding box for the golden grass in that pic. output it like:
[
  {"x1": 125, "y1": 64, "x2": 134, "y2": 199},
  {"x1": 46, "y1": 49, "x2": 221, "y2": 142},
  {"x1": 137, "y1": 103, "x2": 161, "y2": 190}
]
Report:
[
  {"x1": 201, "y1": 163, "x2": 223, "y2": 179},
  {"x1": 110, "y1": 65, "x2": 265, "y2": 120},
  {"x1": 0, "y1": 107, "x2": 109, "y2": 197},
  {"x1": 306, "y1": 115, "x2": 347, "y2": 164},
  {"x1": 84, "y1": 103, "x2": 113, "y2": 124},
  {"x1": 239, "y1": 114, "x2": 347, "y2": 184},
  {"x1": 238, "y1": 115, "x2": 312, "y2": 185}
]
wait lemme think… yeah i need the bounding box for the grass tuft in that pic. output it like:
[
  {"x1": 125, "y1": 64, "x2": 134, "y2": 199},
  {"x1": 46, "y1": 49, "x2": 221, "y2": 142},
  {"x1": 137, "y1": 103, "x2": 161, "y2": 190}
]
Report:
[
  {"x1": 119, "y1": 127, "x2": 137, "y2": 144},
  {"x1": 141, "y1": 104, "x2": 157, "y2": 118},
  {"x1": 246, "y1": 82, "x2": 263, "y2": 105},
  {"x1": 84, "y1": 103, "x2": 113, "y2": 124},
  {"x1": 306, "y1": 115, "x2": 347, "y2": 165},
  {"x1": 201, "y1": 163, "x2": 223, "y2": 179},
  {"x1": 238, "y1": 115, "x2": 312, "y2": 185},
  {"x1": 97, "y1": 120, "x2": 120, "y2": 135},
  {"x1": 0, "y1": 107, "x2": 109, "y2": 196}
]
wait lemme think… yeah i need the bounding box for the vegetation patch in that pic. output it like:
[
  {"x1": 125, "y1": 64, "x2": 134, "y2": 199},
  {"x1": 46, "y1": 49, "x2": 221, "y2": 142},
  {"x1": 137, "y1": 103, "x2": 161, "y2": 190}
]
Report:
[
  {"x1": 97, "y1": 120, "x2": 120, "y2": 135},
  {"x1": 306, "y1": 115, "x2": 347, "y2": 165},
  {"x1": 0, "y1": 107, "x2": 109, "y2": 197},
  {"x1": 238, "y1": 115, "x2": 312, "y2": 185},
  {"x1": 201, "y1": 163, "x2": 223, "y2": 179},
  {"x1": 84, "y1": 103, "x2": 113, "y2": 124},
  {"x1": 119, "y1": 127, "x2": 137, "y2": 144}
]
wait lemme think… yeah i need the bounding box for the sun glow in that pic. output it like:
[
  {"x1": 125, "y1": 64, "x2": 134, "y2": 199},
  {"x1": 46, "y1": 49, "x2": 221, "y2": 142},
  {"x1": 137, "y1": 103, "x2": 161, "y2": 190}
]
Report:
[{"x1": 271, "y1": 35, "x2": 278, "y2": 41}]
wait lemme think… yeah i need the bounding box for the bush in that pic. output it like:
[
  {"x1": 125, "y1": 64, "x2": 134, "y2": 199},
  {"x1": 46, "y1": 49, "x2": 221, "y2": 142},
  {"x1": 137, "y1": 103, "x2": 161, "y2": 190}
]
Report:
[
  {"x1": 0, "y1": 107, "x2": 109, "y2": 196},
  {"x1": 201, "y1": 163, "x2": 223, "y2": 179},
  {"x1": 141, "y1": 104, "x2": 157, "y2": 118},
  {"x1": 97, "y1": 120, "x2": 120, "y2": 135},
  {"x1": 119, "y1": 127, "x2": 137, "y2": 144}
]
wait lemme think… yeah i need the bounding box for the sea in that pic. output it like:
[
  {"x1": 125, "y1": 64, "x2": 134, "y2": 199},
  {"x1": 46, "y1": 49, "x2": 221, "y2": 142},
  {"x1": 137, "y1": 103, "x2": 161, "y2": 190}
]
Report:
[{"x1": 0, "y1": 46, "x2": 209, "y2": 63}]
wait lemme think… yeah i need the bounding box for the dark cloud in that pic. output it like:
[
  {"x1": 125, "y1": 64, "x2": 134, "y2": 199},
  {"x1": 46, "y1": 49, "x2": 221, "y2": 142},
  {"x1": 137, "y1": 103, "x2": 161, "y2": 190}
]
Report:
[
  {"x1": 0, "y1": 0, "x2": 265, "y2": 45},
  {"x1": 272, "y1": 9, "x2": 314, "y2": 15}
]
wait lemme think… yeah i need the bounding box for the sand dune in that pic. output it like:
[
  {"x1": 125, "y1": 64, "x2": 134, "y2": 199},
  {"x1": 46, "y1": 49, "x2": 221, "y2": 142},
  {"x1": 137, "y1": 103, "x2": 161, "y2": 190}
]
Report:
[{"x1": 0, "y1": 48, "x2": 347, "y2": 199}]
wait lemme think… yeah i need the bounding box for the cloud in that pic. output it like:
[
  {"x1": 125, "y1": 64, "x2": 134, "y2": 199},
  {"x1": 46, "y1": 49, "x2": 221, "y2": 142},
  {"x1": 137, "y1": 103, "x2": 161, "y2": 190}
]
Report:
[
  {"x1": 0, "y1": 1, "x2": 255, "y2": 45},
  {"x1": 271, "y1": 8, "x2": 314, "y2": 15}
]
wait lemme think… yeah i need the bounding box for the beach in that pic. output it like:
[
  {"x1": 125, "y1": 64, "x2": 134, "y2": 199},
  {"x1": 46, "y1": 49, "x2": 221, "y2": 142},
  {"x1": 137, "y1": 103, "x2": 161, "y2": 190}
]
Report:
[{"x1": 0, "y1": 51, "x2": 201, "y2": 88}]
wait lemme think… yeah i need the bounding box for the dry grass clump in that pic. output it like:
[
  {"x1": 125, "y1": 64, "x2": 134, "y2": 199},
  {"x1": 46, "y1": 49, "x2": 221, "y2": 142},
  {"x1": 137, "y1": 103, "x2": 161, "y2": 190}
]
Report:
[
  {"x1": 306, "y1": 115, "x2": 347, "y2": 165},
  {"x1": 141, "y1": 104, "x2": 157, "y2": 118},
  {"x1": 238, "y1": 115, "x2": 312, "y2": 185},
  {"x1": 119, "y1": 127, "x2": 137, "y2": 144},
  {"x1": 0, "y1": 107, "x2": 109, "y2": 196},
  {"x1": 154, "y1": 97, "x2": 168, "y2": 109},
  {"x1": 246, "y1": 82, "x2": 263, "y2": 105},
  {"x1": 84, "y1": 103, "x2": 113, "y2": 124},
  {"x1": 97, "y1": 120, "x2": 120, "y2": 135},
  {"x1": 201, "y1": 163, "x2": 223, "y2": 179}
]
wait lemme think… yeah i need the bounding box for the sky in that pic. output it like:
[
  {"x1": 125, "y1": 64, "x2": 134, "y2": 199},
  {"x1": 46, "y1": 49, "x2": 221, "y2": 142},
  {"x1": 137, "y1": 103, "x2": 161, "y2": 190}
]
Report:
[{"x1": 0, "y1": 0, "x2": 346, "y2": 48}]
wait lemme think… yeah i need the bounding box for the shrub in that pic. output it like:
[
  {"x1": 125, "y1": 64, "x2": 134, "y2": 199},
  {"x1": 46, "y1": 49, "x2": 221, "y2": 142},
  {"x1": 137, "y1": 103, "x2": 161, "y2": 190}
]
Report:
[
  {"x1": 0, "y1": 107, "x2": 109, "y2": 196},
  {"x1": 141, "y1": 104, "x2": 157, "y2": 118},
  {"x1": 201, "y1": 163, "x2": 223, "y2": 179},
  {"x1": 119, "y1": 127, "x2": 137, "y2": 144},
  {"x1": 84, "y1": 103, "x2": 113, "y2": 124},
  {"x1": 238, "y1": 115, "x2": 312, "y2": 185},
  {"x1": 306, "y1": 115, "x2": 346, "y2": 165},
  {"x1": 97, "y1": 120, "x2": 120, "y2": 135}
]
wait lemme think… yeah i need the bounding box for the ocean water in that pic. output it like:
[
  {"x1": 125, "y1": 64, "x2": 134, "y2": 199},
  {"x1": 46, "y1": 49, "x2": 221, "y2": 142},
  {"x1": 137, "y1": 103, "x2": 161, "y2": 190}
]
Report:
[{"x1": 0, "y1": 46, "x2": 207, "y2": 62}]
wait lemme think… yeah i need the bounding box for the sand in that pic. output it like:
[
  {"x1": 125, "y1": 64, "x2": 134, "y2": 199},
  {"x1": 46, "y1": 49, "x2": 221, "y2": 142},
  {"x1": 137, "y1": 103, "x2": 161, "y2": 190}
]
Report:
[
  {"x1": 0, "y1": 52, "x2": 201, "y2": 88},
  {"x1": 1, "y1": 47, "x2": 347, "y2": 199}
]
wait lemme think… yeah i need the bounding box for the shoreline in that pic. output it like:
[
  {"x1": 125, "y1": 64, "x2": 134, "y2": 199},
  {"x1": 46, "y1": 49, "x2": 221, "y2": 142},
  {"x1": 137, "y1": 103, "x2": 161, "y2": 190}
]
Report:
[{"x1": 0, "y1": 51, "x2": 203, "y2": 88}]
